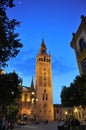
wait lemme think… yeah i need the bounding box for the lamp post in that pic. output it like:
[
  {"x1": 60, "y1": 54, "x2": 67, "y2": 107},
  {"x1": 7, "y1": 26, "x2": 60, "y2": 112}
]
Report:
[
  {"x1": 30, "y1": 91, "x2": 38, "y2": 120},
  {"x1": 31, "y1": 92, "x2": 35, "y2": 118}
]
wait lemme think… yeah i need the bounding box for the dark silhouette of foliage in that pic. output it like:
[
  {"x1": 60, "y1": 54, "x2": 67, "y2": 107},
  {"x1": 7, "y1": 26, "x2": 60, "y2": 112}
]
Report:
[
  {"x1": 60, "y1": 75, "x2": 86, "y2": 107},
  {"x1": 0, "y1": 0, "x2": 14, "y2": 8},
  {"x1": 0, "y1": 0, "x2": 22, "y2": 118},
  {"x1": 0, "y1": 72, "x2": 22, "y2": 105},
  {"x1": 0, "y1": 0, "x2": 23, "y2": 67}
]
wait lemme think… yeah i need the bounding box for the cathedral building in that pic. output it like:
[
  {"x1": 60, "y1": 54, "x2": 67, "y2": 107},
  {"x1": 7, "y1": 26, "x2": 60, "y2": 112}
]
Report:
[
  {"x1": 19, "y1": 16, "x2": 86, "y2": 122},
  {"x1": 70, "y1": 15, "x2": 86, "y2": 75},
  {"x1": 20, "y1": 39, "x2": 54, "y2": 121}
]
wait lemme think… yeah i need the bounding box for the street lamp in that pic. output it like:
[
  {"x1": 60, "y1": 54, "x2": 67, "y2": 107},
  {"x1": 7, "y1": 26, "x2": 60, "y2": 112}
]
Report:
[
  {"x1": 74, "y1": 107, "x2": 78, "y2": 119},
  {"x1": 65, "y1": 110, "x2": 68, "y2": 120},
  {"x1": 74, "y1": 108, "x2": 78, "y2": 113},
  {"x1": 11, "y1": 91, "x2": 14, "y2": 95}
]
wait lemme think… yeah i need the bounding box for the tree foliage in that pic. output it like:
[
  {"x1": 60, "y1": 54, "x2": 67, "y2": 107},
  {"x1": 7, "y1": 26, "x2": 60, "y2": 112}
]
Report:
[
  {"x1": 0, "y1": 72, "x2": 22, "y2": 106},
  {"x1": 60, "y1": 75, "x2": 86, "y2": 107},
  {"x1": 0, "y1": 0, "x2": 23, "y2": 67},
  {"x1": 6, "y1": 104, "x2": 19, "y2": 120},
  {"x1": 0, "y1": 0, "x2": 14, "y2": 8}
]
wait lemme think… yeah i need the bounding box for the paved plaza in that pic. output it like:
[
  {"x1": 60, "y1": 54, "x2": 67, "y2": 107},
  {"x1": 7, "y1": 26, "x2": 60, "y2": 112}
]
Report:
[
  {"x1": 14, "y1": 122, "x2": 58, "y2": 130},
  {"x1": 13, "y1": 121, "x2": 86, "y2": 130}
]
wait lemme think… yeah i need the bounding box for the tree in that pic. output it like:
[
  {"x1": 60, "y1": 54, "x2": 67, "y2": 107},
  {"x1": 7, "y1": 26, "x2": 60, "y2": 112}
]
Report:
[
  {"x1": 0, "y1": 0, "x2": 23, "y2": 67},
  {"x1": 0, "y1": 71, "x2": 22, "y2": 119},
  {"x1": 0, "y1": 72, "x2": 22, "y2": 106},
  {"x1": 6, "y1": 104, "x2": 19, "y2": 121},
  {"x1": 60, "y1": 74, "x2": 86, "y2": 107}
]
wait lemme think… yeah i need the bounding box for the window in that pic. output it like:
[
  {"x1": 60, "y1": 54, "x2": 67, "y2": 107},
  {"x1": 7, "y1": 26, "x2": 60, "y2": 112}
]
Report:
[
  {"x1": 42, "y1": 91, "x2": 48, "y2": 101},
  {"x1": 44, "y1": 89, "x2": 46, "y2": 92},
  {"x1": 44, "y1": 83, "x2": 46, "y2": 87},
  {"x1": 42, "y1": 94, "x2": 45, "y2": 101},
  {"x1": 57, "y1": 109, "x2": 59, "y2": 113},
  {"x1": 24, "y1": 94, "x2": 27, "y2": 102},
  {"x1": 44, "y1": 57, "x2": 46, "y2": 62},
  {"x1": 39, "y1": 58, "x2": 43, "y2": 61},
  {"x1": 79, "y1": 38, "x2": 86, "y2": 53},
  {"x1": 47, "y1": 59, "x2": 50, "y2": 62},
  {"x1": 44, "y1": 72, "x2": 46, "y2": 75},
  {"x1": 44, "y1": 68, "x2": 46, "y2": 71},
  {"x1": 44, "y1": 104, "x2": 47, "y2": 107},
  {"x1": 46, "y1": 94, "x2": 48, "y2": 100},
  {"x1": 43, "y1": 96, "x2": 44, "y2": 100},
  {"x1": 44, "y1": 77, "x2": 46, "y2": 80},
  {"x1": 81, "y1": 58, "x2": 86, "y2": 74}
]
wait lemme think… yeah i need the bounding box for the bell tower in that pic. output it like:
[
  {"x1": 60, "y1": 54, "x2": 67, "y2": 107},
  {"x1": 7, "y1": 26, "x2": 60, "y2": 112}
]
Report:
[{"x1": 35, "y1": 39, "x2": 54, "y2": 121}]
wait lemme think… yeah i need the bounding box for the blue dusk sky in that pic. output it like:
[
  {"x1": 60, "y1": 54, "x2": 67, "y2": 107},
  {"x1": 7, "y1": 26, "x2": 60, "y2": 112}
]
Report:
[{"x1": 4, "y1": 0, "x2": 86, "y2": 104}]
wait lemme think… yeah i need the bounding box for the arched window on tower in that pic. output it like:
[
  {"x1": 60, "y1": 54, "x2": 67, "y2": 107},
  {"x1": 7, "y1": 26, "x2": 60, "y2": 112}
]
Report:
[
  {"x1": 44, "y1": 57, "x2": 46, "y2": 62},
  {"x1": 79, "y1": 38, "x2": 86, "y2": 53},
  {"x1": 46, "y1": 94, "x2": 48, "y2": 100}
]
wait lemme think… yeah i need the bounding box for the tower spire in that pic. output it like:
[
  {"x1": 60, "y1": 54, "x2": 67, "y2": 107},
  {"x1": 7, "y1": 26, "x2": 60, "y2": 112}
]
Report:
[
  {"x1": 41, "y1": 38, "x2": 45, "y2": 46},
  {"x1": 31, "y1": 77, "x2": 34, "y2": 89}
]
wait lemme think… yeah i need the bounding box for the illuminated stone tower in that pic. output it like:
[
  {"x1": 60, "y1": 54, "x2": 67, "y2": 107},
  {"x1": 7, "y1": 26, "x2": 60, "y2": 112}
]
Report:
[
  {"x1": 35, "y1": 39, "x2": 54, "y2": 121},
  {"x1": 70, "y1": 15, "x2": 86, "y2": 75}
]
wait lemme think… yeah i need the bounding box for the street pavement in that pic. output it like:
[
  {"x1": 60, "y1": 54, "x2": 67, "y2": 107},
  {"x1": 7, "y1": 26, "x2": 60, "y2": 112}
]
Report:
[{"x1": 13, "y1": 122, "x2": 58, "y2": 130}]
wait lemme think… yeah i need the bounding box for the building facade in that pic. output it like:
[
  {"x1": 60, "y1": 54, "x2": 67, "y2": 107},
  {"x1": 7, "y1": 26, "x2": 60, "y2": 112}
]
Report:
[
  {"x1": 19, "y1": 78, "x2": 36, "y2": 119},
  {"x1": 70, "y1": 15, "x2": 86, "y2": 122},
  {"x1": 54, "y1": 104, "x2": 86, "y2": 122},
  {"x1": 70, "y1": 15, "x2": 86, "y2": 75},
  {"x1": 35, "y1": 39, "x2": 54, "y2": 121}
]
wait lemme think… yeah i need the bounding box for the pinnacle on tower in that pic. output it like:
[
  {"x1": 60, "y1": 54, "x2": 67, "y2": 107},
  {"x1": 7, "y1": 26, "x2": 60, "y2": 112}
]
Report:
[
  {"x1": 41, "y1": 38, "x2": 46, "y2": 47},
  {"x1": 31, "y1": 77, "x2": 34, "y2": 89}
]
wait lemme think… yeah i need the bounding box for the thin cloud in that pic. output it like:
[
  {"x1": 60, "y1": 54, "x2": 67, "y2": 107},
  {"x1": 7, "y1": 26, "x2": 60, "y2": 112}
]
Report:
[
  {"x1": 52, "y1": 58, "x2": 77, "y2": 75},
  {"x1": 5, "y1": 49, "x2": 36, "y2": 77}
]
